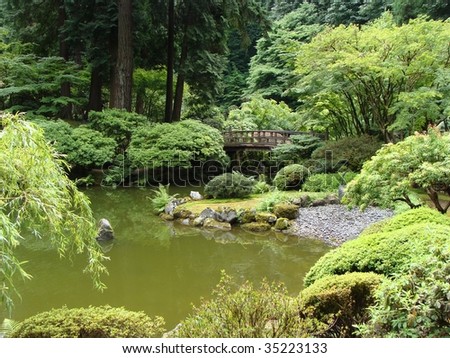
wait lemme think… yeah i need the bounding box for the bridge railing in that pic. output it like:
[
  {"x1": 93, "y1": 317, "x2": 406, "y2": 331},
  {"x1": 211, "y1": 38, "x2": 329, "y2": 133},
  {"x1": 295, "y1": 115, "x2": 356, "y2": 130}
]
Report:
[{"x1": 223, "y1": 130, "x2": 304, "y2": 148}]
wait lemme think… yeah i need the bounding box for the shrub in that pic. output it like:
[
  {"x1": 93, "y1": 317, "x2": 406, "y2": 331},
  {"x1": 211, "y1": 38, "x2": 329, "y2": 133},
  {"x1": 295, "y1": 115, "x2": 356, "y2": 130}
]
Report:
[
  {"x1": 88, "y1": 109, "x2": 148, "y2": 150},
  {"x1": 273, "y1": 164, "x2": 310, "y2": 190},
  {"x1": 361, "y1": 207, "x2": 450, "y2": 236},
  {"x1": 272, "y1": 134, "x2": 323, "y2": 162},
  {"x1": 358, "y1": 245, "x2": 450, "y2": 337},
  {"x1": 204, "y1": 172, "x2": 254, "y2": 199},
  {"x1": 252, "y1": 180, "x2": 271, "y2": 194},
  {"x1": 299, "y1": 273, "x2": 384, "y2": 338},
  {"x1": 9, "y1": 306, "x2": 165, "y2": 338},
  {"x1": 302, "y1": 172, "x2": 357, "y2": 193},
  {"x1": 304, "y1": 223, "x2": 450, "y2": 287},
  {"x1": 148, "y1": 184, "x2": 178, "y2": 214},
  {"x1": 172, "y1": 273, "x2": 303, "y2": 338},
  {"x1": 311, "y1": 135, "x2": 382, "y2": 172},
  {"x1": 128, "y1": 120, "x2": 228, "y2": 168}
]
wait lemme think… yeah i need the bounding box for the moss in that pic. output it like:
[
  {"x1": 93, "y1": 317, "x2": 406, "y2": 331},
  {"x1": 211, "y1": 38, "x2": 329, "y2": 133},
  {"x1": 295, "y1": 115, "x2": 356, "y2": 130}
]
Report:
[
  {"x1": 9, "y1": 306, "x2": 165, "y2": 338},
  {"x1": 304, "y1": 222, "x2": 450, "y2": 287},
  {"x1": 299, "y1": 273, "x2": 383, "y2": 337},
  {"x1": 241, "y1": 222, "x2": 271, "y2": 232},
  {"x1": 273, "y1": 204, "x2": 299, "y2": 219},
  {"x1": 274, "y1": 218, "x2": 290, "y2": 231},
  {"x1": 159, "y1": 213, "x2": 174, "y2": 221},
  {"x1": 255, "y1": 212, "x2": 277, "y2": 224},
  {"x1": 203, "y1": 218, "x2": 232, "y2": 231},
  {"x1": 239, "y1": 209, "x2": 256, "y2": 224},
  {"x1": 172, "y1": 206, "x2": 192, "y2": 219}
]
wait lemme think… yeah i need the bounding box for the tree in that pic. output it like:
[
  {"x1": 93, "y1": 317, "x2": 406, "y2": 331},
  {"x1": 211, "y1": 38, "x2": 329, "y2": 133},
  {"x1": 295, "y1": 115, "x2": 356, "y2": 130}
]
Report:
[
  {"x1": 294, "y1": 14, "x2": 450, "y2": 141},
  {"x1": 0, "y1": 114, "x2": 107, "y2": 312},
  {"x1": 344, "y1": 130, "x2": 450, "y2": 214}
]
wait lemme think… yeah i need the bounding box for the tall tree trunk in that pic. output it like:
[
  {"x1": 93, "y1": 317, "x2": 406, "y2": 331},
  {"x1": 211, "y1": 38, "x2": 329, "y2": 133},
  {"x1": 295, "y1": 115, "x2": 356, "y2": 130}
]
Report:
[
  {"x1": 172, "y1": 32, "x2": 189, "y2": 122},
  {"x1": 110, "y1": 0, "x2": 133, "y2": 111},
  {"x1": 58, "y1": 0, "x2": 72, "y2": 119},
  {"x1": 164, "y1": 0, "x2": 175, "y2": 122},
  {"x1": 87, "y1": 66, "x2": 104, "y2": 116}
]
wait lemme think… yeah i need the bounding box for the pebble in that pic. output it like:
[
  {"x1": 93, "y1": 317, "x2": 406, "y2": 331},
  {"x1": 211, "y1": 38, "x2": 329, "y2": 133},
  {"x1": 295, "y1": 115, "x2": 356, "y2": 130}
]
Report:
[{"x1": 290, "y1": 204, "x2": 393, "y2": 246}]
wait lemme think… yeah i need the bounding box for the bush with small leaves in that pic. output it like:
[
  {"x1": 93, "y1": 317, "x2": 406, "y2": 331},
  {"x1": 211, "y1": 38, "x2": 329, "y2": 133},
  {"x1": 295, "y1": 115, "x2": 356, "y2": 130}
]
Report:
[
  {"x1": 302, "y1": 172, "x2": 357, "y2": 193},
  {"x1": 273, "y1": 164, "x2": 310, "y2": 190},
  {"x1": 299, "y1": 273, "x2": 383, "y2": 338},
  {"x1": 204, "y1": 172, "x2": 254, "y2": 199},
  {"x1": 8, "y1": 306, "x2": 165, "y2": 338},
  {"x1": 172, "y1": 273, "x2": 303, "y2": 338},
  {"x1": 272, "y1": 134, "x2": 323, "y2": 162},
  {"x1": 304, "y1": 222, "x2": 450, "y2": 287}
]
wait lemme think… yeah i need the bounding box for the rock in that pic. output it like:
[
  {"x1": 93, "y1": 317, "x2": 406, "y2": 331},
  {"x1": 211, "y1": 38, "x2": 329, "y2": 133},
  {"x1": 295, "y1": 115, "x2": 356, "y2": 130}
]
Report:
[
  {"x1": 180, "y1": 218, "x2": 191, "y2": 226},
  {"x1": 326, "y1": 194, "x2": 340, "y2": 205},
  {"x1": 273, "y1": 203, "x2": 299, "y2": 220},
  {"x1": 338, "y1": 185, "x2": 346, "y2": 201},
  {"x1": 311, "y1": 199, "x2": 327, "y2": 207},
  {"x1": 159, "y1": 213, "x2": 174, "y2": 221},
  {"x1": 215, "y1": 207, "x2": 238, "y2": 224},
  {"x1": 190, "y1": 191, "x2": 203, "y2": 200},
  {"x1": 164, "y1": 200, "x2": 178, "y2": 215},
  {"x1": 172, "y1": 206, "x2": 192, "y2": 219},
  {"x1": 239, "y1": 209, "x2": 257, "y2": 224},
  {"x1": 203, "y1": 218, "x2": 232, "y2": 231},
  {"x1": 274, "y1": 217, "x2": 290, "y2": 231},
  {"x1": 96, "y1": 218, "x2": 114, "y2": 241},
  {"x1": 255, "y1": 212, "x2": 277, "y2": 224},
  {"x1": 192, "y1": 207, "x2": 216, "y2": 226},
  {"x1": 241, "y1": 222, "x2": 271, "y2": 232}
]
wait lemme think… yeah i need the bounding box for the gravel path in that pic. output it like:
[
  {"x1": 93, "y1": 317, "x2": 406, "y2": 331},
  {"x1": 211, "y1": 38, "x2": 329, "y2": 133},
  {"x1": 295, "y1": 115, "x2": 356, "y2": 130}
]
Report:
[{"x1": 290, "y1": 204, "x2": 393, "y2": 246}]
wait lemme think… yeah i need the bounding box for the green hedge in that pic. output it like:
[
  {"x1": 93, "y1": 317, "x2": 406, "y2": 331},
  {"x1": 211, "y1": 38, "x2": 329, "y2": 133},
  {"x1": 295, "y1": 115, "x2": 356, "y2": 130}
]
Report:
[
  {"x1": 299, "y1": 272, "x2": 383, "y2": 337},
  {"x1": 9, "y1": 306, "x2": 165, "y2": 338},
  {"x1": 304, "y1": 223, "x2": 450, "y2": 287}
]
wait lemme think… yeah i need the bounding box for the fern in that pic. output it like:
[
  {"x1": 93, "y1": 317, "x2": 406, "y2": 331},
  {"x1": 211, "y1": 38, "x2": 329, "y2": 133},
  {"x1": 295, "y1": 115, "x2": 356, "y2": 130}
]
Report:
[{"x1": 148, "y1": 184, "x2": 178, "y2": 214}]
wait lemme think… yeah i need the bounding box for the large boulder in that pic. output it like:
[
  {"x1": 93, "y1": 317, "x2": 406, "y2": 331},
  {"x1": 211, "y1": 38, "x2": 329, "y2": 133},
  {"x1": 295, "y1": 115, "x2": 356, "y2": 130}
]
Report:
[
  {"x1": 241, "y1": 222, "x2": 271, "y2": 232},
  {"x1": 96, "y1": 218, "x2": 114, "y2": 241},
  {"x1": 172, "y1": 206, "x2": 192, "y2": 219},
  {"x1": 193, "y1": 208, "x2": 216, "y2": 226},
  {"x1": 273, "y1": 204, "x2": 299, "y2": 220},
  {"x1": 239, "y1": 209, "x2": 257, "y2": 224},
  {"x1": 255, "y1": 212, "x2": 277, "y2": 224},
  {"x1": 274, "y1": 218, "x2": 290, "y2": 231},
  {"x1": 215, "y1": 207, "x2": 238, "y2": 224}
]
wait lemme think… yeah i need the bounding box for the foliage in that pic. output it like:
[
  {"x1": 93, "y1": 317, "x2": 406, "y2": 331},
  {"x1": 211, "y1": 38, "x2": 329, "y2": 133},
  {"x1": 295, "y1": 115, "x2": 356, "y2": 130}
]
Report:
[
  {"x1": 8, "y1": 306, "x2": 165, "y2": 338},
  {"x1": 272, "y1": 134, "x2": 323, "y2": 163},
  {"x1": 252, "y1": 180, "x2": 271, "y2": 194},
  {"x1": 303, "y1": 222, "x2": 450, "y2": 288},
  {"x1": 294, "y1": 14, "x2": 450, "y2": 141},
  {"x1": 133, "y1": 67, "x2": 167, "y2": 120},
  {"x1": 344, "y1": 131, "x2": 450, "y2": 213},
  {"x1": 299, "y1": 272, "x2": 383, "y2": 338},
  {"x1": 357, "y1": 246, "x2": 450, "y2": 338},
  {"x1": 273, "y1": 164, "x2": 309, "y2": 190},
  {"x1": 361, "y1": 207, "x2": 450, "y2": 236},
  {"x1": 88, "y1": 109, "x2": 148, "y2": 150},
  {"x1": 311, "y1": 135, "x2": 382, "y2": 173},
  {"x1": 204, "y1": 172, "x2": 254, "y2": 199},
  {"x1": 149, "y1": 184, "x2": 178, "y2": 214},
  {"x1": 172, "y1": 272, "x2": 303, "y2": 338},
  {"x1": 227, "y1": 96, "x2": 299, "y2": 131},
  {"x1": 256, "y1": 189, "x2": 289, "y2": 212},
  {"x1": 128, "y1": 120, "x2": 228, "y2": 168},
  {"x1": 302, "y1": 172, "x2": 357, "y2": 193},
  {"x1": 0, "y1": 114, "x2": 107, "y2": 311}
]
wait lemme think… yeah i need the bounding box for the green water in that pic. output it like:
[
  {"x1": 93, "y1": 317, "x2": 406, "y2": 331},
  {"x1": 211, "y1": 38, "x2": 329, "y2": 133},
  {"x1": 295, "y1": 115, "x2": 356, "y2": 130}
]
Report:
[{"x1": 8, "y1": 187, "x2": 330, "y2": 329}]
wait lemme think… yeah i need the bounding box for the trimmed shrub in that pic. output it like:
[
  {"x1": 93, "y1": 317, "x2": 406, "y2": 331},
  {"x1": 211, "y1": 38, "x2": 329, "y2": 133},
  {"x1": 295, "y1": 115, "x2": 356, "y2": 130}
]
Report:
[
  {"x1": 304, "y1": 223, "x2": 450, "y2": 287},
  {"x1": 299, "y1": 273, "x2": 384, "y2": 338},
  {"x1": 357, "y1": 246, "x2": 450, "y2": 338},
  {"x1": 361, "y1": 207, "x2": 450, "y2": 236},
  {"x1": 311, "y1": 135, "x2": 382, "y2": 172},
  {"x1": 172, "y1": 273, "x2": 303, "y2": 338},
  {"x1": 273, "y1": 164, "x2": 310, "y2": 190},
  {"x1": 302, "y1": 172, "x2": 357, "y2": 193},
  {"x1": 9, "y1": 306, "x2": 165, "y2": 338},
  {"x1": 204, "y1": 172, "x2": 254, "y2": 199}
]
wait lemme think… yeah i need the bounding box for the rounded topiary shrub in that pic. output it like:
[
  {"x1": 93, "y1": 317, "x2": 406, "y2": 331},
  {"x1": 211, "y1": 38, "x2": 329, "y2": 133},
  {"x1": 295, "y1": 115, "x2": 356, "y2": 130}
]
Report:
[
  {"x1": 9, "y1": 306, "x2": 165, "y2": 338},
  {"x1": 304, "y1": 222, "x2": 450, "y2": 287},
  {"x1": 299, "y1": 272, "x2": 384, "y2": 338},
  {"x1": 273, "y1": 164, "x2": 309, "y2": 190},
  {"x1": 204, "y1": 172, "x2": 254, "y2": 199}
]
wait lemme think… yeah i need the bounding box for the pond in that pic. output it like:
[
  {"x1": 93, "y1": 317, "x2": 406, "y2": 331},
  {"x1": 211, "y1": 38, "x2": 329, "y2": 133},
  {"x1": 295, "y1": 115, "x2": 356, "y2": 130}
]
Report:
[{"x1": 7, "y1": 187, "x2": 331, "y2": 330}]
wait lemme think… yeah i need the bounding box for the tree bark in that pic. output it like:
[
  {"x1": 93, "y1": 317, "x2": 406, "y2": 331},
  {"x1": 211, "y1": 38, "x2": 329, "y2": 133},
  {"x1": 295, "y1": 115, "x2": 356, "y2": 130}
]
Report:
[
  {"x1": 164, "y1": 0, "x2": 175, "y2": 122},
  {"x1": 110, "y1": 0, "x2": 133, "y2": 111},
  {"x1": 87, "y1": 66, "x2": 104, "y2": 115},
  {"x1": 172, "y1": 32, "x2": 189, "y2": 122},
  {"x1": 58, "y1": 0, "x2": 72, "y2": 119}
]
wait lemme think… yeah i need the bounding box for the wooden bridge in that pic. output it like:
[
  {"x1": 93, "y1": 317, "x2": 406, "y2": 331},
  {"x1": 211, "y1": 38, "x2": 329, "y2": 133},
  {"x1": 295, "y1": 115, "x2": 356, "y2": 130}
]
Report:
[{"x1": 223, "y1": 130, "x2": 306, "y2": 151}]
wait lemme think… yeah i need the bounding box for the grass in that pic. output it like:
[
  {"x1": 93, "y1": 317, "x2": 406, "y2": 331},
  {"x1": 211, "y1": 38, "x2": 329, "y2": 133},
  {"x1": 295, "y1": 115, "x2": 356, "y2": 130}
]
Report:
[{"x1": 178, "y1": 191, "x2": 332, "y2": 215}]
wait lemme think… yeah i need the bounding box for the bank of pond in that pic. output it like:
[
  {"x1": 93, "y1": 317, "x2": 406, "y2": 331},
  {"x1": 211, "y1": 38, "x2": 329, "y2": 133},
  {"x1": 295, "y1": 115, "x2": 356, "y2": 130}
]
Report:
[{"x1": 3, "y1": 187, "x2": 450, "y2": 338}]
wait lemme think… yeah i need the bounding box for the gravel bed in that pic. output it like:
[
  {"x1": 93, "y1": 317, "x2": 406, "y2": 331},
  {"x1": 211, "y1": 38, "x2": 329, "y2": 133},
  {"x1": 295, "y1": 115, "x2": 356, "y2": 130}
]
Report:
[{"x1": 290, "y1": 204, "x2": 394, "y2": 246}]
